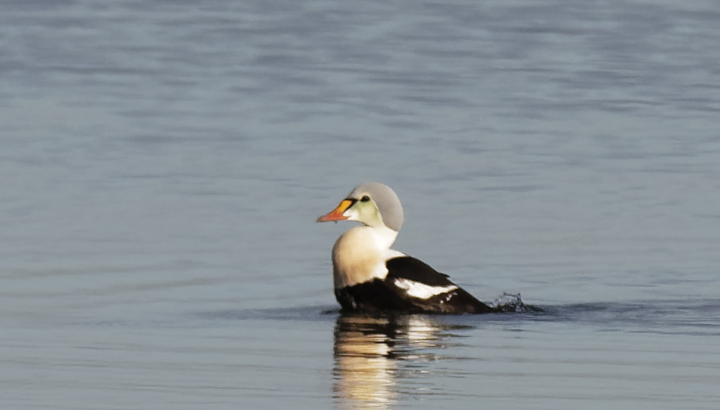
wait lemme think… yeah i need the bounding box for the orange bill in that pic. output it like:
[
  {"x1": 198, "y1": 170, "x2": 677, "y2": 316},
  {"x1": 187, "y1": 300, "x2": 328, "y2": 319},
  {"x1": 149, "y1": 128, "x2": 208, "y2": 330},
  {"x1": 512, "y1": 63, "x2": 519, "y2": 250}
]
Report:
[{"x1": 317, "y1": 199, "x2": 354, "y2": 222}]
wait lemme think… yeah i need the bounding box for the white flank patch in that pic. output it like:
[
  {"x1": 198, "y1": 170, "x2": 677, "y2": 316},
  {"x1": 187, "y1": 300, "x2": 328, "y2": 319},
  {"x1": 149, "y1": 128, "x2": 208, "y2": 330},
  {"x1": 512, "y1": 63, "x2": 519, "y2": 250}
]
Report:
[{"x1": 393, "y1": 278, "x2": 457, "y2": 300}]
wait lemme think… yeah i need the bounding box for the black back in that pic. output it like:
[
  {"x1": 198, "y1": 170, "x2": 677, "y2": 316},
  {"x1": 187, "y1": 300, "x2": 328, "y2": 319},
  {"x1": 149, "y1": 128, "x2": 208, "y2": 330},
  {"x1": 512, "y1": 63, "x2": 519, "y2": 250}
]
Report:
[
  {"x1": 335, "y1": 256, "x2": 495, "y2": 314},
  {"x1": 385, "y1": 256, "x2": 454, "y2": 286}
]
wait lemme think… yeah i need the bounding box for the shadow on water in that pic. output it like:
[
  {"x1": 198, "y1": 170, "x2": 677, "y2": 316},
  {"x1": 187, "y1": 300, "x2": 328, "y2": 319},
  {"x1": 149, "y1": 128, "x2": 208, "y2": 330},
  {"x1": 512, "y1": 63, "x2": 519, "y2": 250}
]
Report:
[
  {"x1": 326, "y1": 298, "x2": 720, "y2": 409},
  {"x1": 203, "y1": 297, "x2": 720, "y2": 337},
  {"x1": 332, "y1": 312, "x2": 474, "y2": 409},
  {"x1": 326, "y1": 294, "x2": 537, "y2": 408},
  {"x1": 199, "y1": 298, "x2": 720, "y2": 408},
  {"x1": 199, "y1": 293, "x2": 535, "y2": 323}
]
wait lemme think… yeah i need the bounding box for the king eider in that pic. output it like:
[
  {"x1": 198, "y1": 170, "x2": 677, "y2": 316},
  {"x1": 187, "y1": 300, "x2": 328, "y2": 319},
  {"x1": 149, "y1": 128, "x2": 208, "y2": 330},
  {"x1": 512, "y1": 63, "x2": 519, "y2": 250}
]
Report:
[{"x1": 317, "y1": 183, "x2": 493, "y2": 314}]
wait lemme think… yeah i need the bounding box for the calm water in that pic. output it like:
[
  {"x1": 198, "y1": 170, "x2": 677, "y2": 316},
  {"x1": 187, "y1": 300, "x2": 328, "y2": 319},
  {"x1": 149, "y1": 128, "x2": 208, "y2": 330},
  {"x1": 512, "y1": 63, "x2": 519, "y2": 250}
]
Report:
[{"x1": 2, "y1": 0, "x2": 720, "y2": 408}]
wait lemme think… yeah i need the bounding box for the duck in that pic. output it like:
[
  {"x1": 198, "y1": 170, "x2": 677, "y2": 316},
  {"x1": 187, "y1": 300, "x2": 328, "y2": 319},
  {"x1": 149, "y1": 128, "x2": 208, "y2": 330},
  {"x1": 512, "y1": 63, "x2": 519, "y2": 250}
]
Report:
[{"x1": 317, "y1": 183, "x2": 494, "y2": 314}]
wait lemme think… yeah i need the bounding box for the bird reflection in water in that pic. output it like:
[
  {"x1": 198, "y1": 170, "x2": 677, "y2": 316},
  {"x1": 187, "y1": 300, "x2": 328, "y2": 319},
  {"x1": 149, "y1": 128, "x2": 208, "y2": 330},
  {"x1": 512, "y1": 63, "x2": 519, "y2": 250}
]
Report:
[{"x1": 332, "y1": 313, "x2": 472, "y2": 409}]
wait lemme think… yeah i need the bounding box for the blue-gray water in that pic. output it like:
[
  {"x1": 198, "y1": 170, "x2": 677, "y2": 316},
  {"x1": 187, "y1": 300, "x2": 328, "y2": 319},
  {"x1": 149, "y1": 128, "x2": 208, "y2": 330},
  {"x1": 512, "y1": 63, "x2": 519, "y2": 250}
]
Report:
[{"x1": 2, "y1": 0, "x2": 719, "y2": 409}]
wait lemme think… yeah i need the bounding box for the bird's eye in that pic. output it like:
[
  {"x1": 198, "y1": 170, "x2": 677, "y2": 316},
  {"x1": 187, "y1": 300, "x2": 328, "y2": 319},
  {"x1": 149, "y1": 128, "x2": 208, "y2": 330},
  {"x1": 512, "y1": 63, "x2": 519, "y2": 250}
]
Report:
[{"x1": 360, "y1": 195, "x2": 370, "y2": 202}]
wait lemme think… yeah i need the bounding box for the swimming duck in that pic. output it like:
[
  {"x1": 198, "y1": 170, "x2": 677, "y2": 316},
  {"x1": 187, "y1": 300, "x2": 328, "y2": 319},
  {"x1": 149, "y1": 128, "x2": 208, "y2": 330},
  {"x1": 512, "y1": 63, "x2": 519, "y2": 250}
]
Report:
[{"x1": 317, "y1": 183, "x2": 493, "y2": 314}]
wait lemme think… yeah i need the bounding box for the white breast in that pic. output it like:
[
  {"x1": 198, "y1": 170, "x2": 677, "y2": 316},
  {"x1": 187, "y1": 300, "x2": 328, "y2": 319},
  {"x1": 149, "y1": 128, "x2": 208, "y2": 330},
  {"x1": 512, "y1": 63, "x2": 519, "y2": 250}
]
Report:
[{"x1": 331, "y1": 226, "x2": 400, "y2": 289}]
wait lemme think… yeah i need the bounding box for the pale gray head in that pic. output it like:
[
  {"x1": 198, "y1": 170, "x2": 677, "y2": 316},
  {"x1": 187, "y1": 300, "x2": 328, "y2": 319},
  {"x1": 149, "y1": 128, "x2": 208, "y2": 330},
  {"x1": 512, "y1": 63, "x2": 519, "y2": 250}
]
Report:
[
  {"x1": 317, "y1": 182, "x2": 404, "y2": 232},
  {"x1": 346, "y1": 182, "x2": 404, "y2": 231}
]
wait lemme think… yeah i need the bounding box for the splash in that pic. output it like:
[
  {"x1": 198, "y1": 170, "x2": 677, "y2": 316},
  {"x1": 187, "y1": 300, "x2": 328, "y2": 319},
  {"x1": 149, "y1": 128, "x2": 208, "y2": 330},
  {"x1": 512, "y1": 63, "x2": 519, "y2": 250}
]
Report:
[{"x1": 490, "y1": 293, "x2": 529, "y2": 313}]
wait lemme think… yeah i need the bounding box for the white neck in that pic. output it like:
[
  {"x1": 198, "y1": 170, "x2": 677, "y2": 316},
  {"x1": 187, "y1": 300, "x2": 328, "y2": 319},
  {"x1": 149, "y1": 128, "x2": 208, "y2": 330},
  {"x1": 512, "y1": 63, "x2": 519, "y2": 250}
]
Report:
[
  {"x1": 369, "y1": 224, "x2": 399, "y2": 250},
  {"x1": 331, "y1": 225, "x2": 401, "y2": 289}
]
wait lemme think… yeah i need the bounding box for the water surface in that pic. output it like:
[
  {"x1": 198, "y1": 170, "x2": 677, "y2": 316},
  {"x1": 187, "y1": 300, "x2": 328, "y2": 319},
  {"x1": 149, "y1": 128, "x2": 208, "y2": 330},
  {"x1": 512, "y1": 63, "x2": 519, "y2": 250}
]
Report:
[{"x1": 1, "y1": 0, "x2": 719, "y2": 409}]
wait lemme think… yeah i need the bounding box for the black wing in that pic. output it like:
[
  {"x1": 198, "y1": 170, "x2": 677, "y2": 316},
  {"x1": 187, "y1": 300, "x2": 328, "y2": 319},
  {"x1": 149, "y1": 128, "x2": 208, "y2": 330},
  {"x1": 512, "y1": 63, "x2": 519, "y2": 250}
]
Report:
[
  {"x1": 385, "y1": 256, "x2": 494, "y2": 314},
  {"x1": 385, "y1": 256, "x2": 454, "y2": 286},
  {"x1": 334, "y1": 256, "x2": 494, "y2": 314}
]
